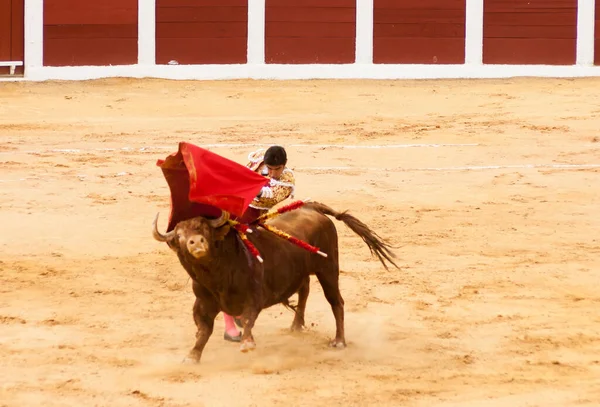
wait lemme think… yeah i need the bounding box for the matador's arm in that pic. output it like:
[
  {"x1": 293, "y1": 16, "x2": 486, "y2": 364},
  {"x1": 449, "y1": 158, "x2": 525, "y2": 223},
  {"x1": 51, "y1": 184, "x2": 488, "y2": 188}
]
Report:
[{"x1": 249, "y1": 169, "x2": 295, "y2": 210}]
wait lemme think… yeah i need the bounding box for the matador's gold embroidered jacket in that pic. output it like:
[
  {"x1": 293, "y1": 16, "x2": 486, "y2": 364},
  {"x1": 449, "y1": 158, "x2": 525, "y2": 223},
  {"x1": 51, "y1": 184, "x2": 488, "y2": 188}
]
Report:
[{"x1": 248, "y1": 167, "x2": 296, "y2": 211}]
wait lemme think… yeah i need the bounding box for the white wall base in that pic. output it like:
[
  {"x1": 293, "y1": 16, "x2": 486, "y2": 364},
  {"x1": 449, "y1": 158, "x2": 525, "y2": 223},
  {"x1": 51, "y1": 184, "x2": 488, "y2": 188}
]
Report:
[{"x1": 16, "y1": 63, "x2": 600, "y2": 82}]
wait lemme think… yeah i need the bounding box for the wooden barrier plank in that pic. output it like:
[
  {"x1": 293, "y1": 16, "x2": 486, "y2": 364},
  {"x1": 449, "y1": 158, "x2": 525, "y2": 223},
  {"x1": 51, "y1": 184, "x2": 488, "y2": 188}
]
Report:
[
  {"x1": 157, "y1": 0, "x2": 247, "y2": 6},
  {"x1": 156, "y1": 6, "x2": 248, "y2": 23},
  {"x1": 45, "y1": 24, "x2": 138, "y2": 39},
  {"x1": 375, "y1": 0, "x2": 465, "y2": 9},
  {"x1": 374, "y1": 9, "x2": 466, "y2": 24},
  {"x1": 44, "y1": 38, "x2": 137, "y2": 66},
  {"x1": 156, "y1": 22, "x2": 247, "y2": 38},
  {"x1": 484, "y1": 12, "x2": 576, "y2": 26},
  {"x1": 266, "y1": 7, "x2": 356, "y2": 23},
  {"x1": 486, "y1": 7, "x2": 577, "y2": 12},
  {"x1": 266, "y1": 22, "x2": 355, "y2": 38},
  {"x1": 485, "y1": 24, "x2": 575, "y2": 39},
  {"x1": 373, "y1": 37, "x2": 465, "y2": 64},
  {"x1": 265, "y1": 37, "x2": 355, "y2": 64},
  {"x1": 485, "y1": 0, "x2": 575, "y2": 9},
  {"x1": 483, "y1": 38, "x2": 575, "y2": 64},
  {"x1": 374, "y1": 22, "x2": 465, "y2": 38},
  {"x1": 44, "y1": 0, "x2": 137, "y2": 25},
  {"x1": 267, "y1": 0, "x2": 354, "y2": 7},
  {"x1": 156, "y1": 38, "x2": 247, "y2": 64}
]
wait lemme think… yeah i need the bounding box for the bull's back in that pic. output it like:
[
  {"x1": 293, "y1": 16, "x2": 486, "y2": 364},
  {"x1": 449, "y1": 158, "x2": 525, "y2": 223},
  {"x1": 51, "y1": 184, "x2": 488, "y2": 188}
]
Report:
[
  {"x1": 253, "y1": 207, "x2": 340, "y2": 307},
  {"x1": 267, "y1": 206, "x2": 338, "y2": 246}
]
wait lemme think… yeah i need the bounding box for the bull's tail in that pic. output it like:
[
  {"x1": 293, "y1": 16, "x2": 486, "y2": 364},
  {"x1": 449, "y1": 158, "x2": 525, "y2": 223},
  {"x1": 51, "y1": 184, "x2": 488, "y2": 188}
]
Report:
[
  {"x1": 306, "y1": 201, "x2": 400, "y2": 270},
  {"x1": 281, "y1": 297, "x2": 298, "y2": 313}
]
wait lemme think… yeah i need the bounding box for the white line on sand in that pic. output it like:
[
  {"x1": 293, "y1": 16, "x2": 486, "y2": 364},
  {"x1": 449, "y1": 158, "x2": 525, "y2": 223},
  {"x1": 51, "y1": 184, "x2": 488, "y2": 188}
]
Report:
[
  {"x1": 0, "y1": 143, "x2": 479, "y2": 155},
  {"x1": 1, "y1": 163, "x2": 597, "y2": 184},
  {"x1": 297, "y1": 163, "x2": 600, "y2": 172}
]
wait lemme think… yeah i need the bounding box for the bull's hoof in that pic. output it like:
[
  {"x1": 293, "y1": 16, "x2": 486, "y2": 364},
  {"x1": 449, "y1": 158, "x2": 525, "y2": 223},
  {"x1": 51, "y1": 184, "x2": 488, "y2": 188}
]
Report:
[
  {"x1": 290, "y1": 323, "x2": 305, "y2": 332},
  {"x1": 329, "y1": 340, "x2": 347, "y2": 349},
  {"x1": 240, "y1": 339, "x2": 256, "y2": 353},
  {"x1": 181, "y1": 355, "x2": 200, "y2": 365}
]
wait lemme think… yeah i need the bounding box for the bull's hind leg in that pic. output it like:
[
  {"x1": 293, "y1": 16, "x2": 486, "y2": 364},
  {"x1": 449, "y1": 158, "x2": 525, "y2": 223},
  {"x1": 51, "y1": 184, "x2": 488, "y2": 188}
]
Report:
[
  {"x1": 239, "y1": 307, "x2": 260, "y2": 352},
  {"x1": 315, "y1": 269, "x2": 346, "y2": 348},
  {"x1": 291, "y1": 276, "x2": 310, "y2": 332},
  {"x1": 184, "y1": 282, "x2": 220, "y2": 364}
]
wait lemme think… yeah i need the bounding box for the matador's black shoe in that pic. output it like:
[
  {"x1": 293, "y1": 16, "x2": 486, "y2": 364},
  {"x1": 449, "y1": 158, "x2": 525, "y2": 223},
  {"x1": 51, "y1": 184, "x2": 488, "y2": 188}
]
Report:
[{"x1": 224, "y1": 332, "x2": 242, "y2": 342}]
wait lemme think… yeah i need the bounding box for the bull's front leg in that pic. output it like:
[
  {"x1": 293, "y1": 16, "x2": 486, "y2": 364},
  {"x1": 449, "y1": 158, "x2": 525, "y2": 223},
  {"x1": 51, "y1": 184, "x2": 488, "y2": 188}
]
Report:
[
  {"x1": 237, "y1": 259, "x2": 264, "y2": 353},
  {"x1": 184, "y1": 282, "x2": 220, "y2": 364}
]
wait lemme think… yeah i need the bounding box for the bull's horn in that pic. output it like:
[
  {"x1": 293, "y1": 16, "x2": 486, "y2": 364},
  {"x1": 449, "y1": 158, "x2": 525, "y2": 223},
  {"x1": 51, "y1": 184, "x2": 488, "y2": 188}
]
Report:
[
  {"x1": 208, "y1": 210, "x2": 230, "y2": 228},
  {"x1": 152, "y1": 213, "x2": 175, "y2": 242}
]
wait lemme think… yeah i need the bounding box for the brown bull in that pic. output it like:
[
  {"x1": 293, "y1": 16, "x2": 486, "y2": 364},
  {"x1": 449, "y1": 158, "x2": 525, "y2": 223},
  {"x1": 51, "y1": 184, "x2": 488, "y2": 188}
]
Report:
[{"x1": 152, "y1": 201, "x2": 398, "y2": 363}]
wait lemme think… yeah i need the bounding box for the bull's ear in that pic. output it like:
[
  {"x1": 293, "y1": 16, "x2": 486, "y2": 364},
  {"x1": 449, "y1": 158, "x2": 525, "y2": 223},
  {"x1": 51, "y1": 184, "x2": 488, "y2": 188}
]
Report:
[{"x1": 214, "y1": 223, "x2": 231, "y2": 241}]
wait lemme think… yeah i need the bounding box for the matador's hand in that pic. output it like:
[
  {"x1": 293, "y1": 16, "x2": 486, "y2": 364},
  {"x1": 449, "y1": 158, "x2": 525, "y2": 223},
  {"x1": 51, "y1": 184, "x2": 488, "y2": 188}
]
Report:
[{"x1": 259, "y1": 186, "x2": 274, "y2": 199}]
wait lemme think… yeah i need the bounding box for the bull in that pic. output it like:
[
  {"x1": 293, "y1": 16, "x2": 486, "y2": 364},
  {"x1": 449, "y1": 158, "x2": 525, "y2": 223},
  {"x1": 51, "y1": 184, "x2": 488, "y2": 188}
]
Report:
[{"x1": 152, "y1": 201, "x2": 399, "y2": 363}]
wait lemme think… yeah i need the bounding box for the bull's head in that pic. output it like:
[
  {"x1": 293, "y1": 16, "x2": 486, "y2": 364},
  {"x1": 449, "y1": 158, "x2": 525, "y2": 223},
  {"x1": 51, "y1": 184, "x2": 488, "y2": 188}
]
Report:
[{"x1": 152, "y1": 211, "x2": 230, "y2": 259}]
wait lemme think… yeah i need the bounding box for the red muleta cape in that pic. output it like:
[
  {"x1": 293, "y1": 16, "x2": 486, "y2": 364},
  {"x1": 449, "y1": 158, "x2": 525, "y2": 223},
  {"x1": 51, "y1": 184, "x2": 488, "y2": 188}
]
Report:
[{"x1": 156, "y1": 142, "x2": 269, "y2": 232}]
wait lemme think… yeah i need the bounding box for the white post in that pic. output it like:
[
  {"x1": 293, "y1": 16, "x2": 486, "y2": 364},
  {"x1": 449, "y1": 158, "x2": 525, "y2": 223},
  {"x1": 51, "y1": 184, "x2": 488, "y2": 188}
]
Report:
[
  {"x1": 355, "y1": 0, "x2": 374, "y2": 64},
  {"x1": 247, "y1": 0, "x2": 266, "y2": 64},
  {"x1": 138, "y1": 0, "x2": 156, "y2": 65},
  {"x1": 24, "y1": 0, "x2": 44, "y2": 74},
  {"x1": 576, "y1": 0, "x2": 595, "y2": 65},
  {"x1": 464, "y1": 0, "x2": 484, "y2": 65}
]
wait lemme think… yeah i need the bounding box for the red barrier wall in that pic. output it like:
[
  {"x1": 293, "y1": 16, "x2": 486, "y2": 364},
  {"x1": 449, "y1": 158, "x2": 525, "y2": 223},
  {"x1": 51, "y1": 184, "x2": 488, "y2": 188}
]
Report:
[
  {"x1": 595, "y1": 0, "x2": 600, "y2": 65},
  {"x1": 156, "y1": 0, "x2": 248, "y2": 65},
  {"x1": 373, "y1": 0, "x2": 466, "y2": 64},
  {"x1": 43, "y1": 0, "x2": 138, "y2": 66},
  {"x1": 265, "y1": 0, "x2": 356, "y2": 64},
  {"x1": 0, "y1": 0, "x2": 24, "y2": 75},
  {"x1": 483, "y1": 0, "x2": 577, "y2": 65}
]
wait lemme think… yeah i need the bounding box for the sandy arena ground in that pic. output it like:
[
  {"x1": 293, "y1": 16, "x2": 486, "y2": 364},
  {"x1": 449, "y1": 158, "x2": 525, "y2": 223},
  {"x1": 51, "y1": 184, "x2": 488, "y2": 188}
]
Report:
[{"x1": 1, "y1": 77, "x2": 600, "y2": 406}]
